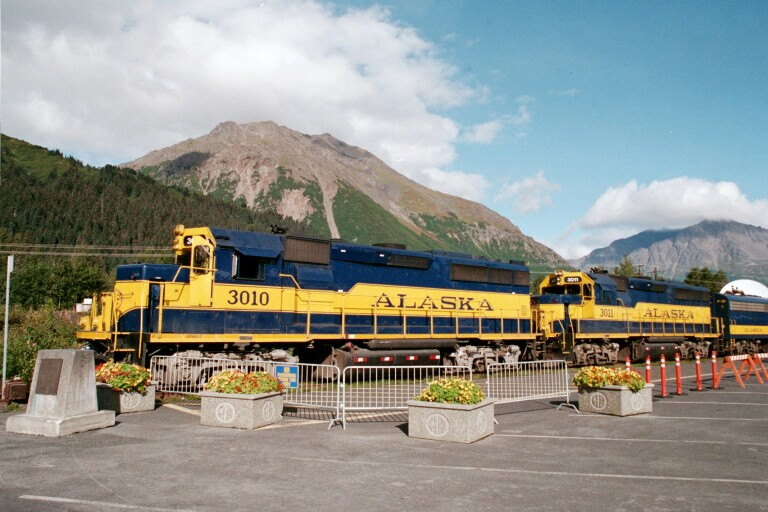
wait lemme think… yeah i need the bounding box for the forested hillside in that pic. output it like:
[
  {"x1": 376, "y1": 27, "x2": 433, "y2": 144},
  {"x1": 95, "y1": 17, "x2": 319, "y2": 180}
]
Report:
[
  {"x1": 0, "y1": 134, "x2": 308, "y2": 308},
  {"x1": 1, "y1": 135, "x2": 307, "y2": 247}
]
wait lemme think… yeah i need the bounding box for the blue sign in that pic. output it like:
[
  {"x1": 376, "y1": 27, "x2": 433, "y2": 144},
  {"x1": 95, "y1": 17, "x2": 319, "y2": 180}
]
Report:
[{"x1": 275, "y1": 365, "x2": 299, "y2": 389}]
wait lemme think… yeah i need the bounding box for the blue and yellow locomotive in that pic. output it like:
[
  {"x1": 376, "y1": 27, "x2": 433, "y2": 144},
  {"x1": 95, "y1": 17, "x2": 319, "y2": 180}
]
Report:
[
  {"x1": 78, "y1": 225, "x2": 534, "y2": 370},
  {"x1": 532, "y1": 269, "x2": 768, "y2": 364},
  {"x1": 533, "y1": 269, "x2": 716, "y2": 364}
]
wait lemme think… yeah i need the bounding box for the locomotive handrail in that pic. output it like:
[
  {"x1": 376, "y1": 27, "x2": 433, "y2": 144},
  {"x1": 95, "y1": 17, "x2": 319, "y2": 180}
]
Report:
[{"x1": 279, "y1": 273, "x2": 302, "y2": 290}]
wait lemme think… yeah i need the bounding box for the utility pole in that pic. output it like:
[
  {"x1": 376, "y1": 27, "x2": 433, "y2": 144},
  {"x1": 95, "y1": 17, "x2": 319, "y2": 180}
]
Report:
[{"x1": 2, "y1": 255, "x2": 13, "y2": 401}]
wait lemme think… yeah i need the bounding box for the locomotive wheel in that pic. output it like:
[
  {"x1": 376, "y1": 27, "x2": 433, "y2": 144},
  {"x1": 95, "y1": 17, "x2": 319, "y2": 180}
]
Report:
[{"x1": 617, "y1": 345, "x2": 631, "y2": 363}]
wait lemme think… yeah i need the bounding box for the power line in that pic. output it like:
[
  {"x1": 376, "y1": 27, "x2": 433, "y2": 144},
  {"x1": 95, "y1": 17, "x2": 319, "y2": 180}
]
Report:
[
  {"x1": 0, "y1": 243, "x2": 167, "y2": 251},
  {"x1": 0, "y1": 251, "x2": 170, "y2": 258}
]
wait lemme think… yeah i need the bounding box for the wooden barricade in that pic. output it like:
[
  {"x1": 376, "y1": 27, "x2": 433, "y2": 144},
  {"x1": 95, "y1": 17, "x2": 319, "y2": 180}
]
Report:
[
  {"x1": 752, "y1": 353, "x2": 768, "y2": 382},
  {"x1": 713, "y1": 354, "x2": 767, "y2": 389}
]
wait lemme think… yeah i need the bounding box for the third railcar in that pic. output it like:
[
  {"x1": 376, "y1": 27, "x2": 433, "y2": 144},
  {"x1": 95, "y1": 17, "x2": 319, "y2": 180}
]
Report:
[{"x1": 712, "y1": 291, "x2": 768, "y2": 355}]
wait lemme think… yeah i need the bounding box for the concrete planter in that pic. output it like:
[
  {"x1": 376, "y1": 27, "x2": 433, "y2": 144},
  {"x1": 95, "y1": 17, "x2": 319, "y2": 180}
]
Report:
[
  {"x1": 406, "y1": 399, "x2": 496, "y2": 443},
  {"x1": 200, "y1": 391, "x2": 283, "y2": 429},
  {"x1": 97, "y1": 384, "x2": 156, "y2": 414},
  {"x1": 578, "y1": 384, "x2": 654, "y2": 416}
]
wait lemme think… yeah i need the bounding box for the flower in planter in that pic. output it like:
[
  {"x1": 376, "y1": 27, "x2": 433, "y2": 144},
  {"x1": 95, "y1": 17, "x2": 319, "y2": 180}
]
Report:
[
  {"x1": 204, "y1": 370, "x2": 284, "y2": 395},
  {"x1": 573, "y1": 366, "x2": 645, "y2": 393},
  {"x1": 415, "y1": 377, "x2": 485, "y2": 405},
  {"x1": 95, "y1": 360, "x2": 152, "y2": 394}
]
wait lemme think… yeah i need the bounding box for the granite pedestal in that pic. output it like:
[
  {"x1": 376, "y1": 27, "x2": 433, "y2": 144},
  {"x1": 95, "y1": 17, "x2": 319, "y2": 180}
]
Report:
[{"x1": 6, "y1": 350, "x2": 115, "y2": 436}]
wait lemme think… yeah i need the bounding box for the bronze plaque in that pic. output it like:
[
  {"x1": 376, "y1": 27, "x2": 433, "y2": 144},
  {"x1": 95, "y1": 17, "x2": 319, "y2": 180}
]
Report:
[{"x1": 36, "y1": 358, "x2": 63, "y2": 396}]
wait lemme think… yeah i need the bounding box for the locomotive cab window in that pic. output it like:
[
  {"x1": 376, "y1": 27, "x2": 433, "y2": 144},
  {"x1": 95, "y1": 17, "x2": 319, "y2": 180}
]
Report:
[
  {"x1": 192, "y1": 245, "x2": 211, "y2": 275},
  {"x1": 233, "y1": 253, "x2": 267, "y2": 281}
]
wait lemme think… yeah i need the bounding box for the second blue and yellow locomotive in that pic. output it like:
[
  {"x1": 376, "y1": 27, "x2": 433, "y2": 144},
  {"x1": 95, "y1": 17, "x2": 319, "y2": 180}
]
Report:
[
  {"x1": 534, "y1": 270, "x2": 716, "y2": 365},
  {"x1": 534, "y1": 269, "x2": 768, "y2": 364}
]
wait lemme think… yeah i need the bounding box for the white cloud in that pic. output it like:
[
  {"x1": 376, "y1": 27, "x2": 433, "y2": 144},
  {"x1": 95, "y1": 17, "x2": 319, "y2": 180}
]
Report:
[
  {"x1": 507, "y1": 104, "x2": 531, "y2": 127},
  {"x1": 552, "y1": 176, "x2": 768, "y2": 259},
  {"x1": 417, "y1": 167, "x2": 490, "y2": 202},
  {"x1": 580, "y1": 177, "x2": 768, "y2": 230},
  {"x1": 552, "y1": 88, "x2": 581, "y2": 97},
  {"x1": 496, "y1": 170, "x2": 560, "y2": 214},
  {"x1": 1, "y1": 0, "x2": 476, "y2": 184},
  {"x1": 461, "y1": 120, "x2": 504, "y2": 144},
  {"x1": 459, "y1": 103, "x2": 531, "y2": 145}
]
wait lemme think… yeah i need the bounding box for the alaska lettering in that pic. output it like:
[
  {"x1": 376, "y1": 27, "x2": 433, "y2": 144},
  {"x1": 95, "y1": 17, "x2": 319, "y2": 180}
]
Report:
[{"x1": 373, "y1": 293, "x2": 494, "y2": 311}]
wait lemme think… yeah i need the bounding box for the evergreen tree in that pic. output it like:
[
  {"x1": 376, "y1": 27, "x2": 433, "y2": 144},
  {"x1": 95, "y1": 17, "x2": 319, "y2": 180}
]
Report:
[
  {"x1": 684, "y1": 267, "x2": 728, "y2": 292},
  {"x1": 612, "y1": 255, "x2": 638, "y2": 277}
]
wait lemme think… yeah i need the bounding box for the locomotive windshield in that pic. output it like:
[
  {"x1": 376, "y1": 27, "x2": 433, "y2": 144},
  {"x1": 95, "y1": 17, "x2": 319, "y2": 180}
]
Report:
[
  {"x1": 176, "y1": 251, "x2": 191, "y2": 267},
  {"x1": 542, "y1": 284, "x2": 581, "y2": 295}
]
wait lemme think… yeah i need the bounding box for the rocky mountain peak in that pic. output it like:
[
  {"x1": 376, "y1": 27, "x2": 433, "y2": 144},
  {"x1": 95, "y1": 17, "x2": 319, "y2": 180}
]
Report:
[
  {"x1": 572, "y1": 220, "x2": 768, "y2": 281},
  {"x1": 122, "y1": 121, "x2": 566, "y2": 271}
]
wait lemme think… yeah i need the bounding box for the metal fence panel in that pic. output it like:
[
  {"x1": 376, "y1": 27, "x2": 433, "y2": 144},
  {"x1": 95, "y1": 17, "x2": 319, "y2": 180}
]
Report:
[
  {"x1": 485, "y1": 360, "x2": 573, "y2": 409},
  {"x1": 149, "y1": 356, "x2": 574, "y2": 431},
  {"x1": 150, "y1": 355, "x2": 242, "y2": 395},
  {"x1": 241, "y1": 360, "x2": 341, "y2": 428},
  {"x1": 340, "y1": 365, "x2": 472, "y2": 429},
  {"x1": 150, "y1": 356, "x2": 343, "y2": 427}
]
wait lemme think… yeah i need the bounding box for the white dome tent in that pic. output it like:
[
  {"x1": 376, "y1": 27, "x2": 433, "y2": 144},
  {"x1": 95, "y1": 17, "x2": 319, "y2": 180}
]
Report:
[{"x1": 719, "y1": 279, "x2": 768, "y2": 298}]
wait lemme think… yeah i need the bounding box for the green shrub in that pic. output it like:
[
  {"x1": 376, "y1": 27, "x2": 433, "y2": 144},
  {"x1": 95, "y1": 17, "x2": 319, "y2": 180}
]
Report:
[{"x1": 2, "y1": 306, "x2": 81, "y2": 384}]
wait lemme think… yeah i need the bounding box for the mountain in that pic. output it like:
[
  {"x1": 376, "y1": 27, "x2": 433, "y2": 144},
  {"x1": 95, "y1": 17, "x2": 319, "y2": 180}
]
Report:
[
  {"x1": 124, "y1": 121, "x2": 567, "y2": 272},
  {"x1": 571, "y1": 220, "x2": 768, "y2": 281}
]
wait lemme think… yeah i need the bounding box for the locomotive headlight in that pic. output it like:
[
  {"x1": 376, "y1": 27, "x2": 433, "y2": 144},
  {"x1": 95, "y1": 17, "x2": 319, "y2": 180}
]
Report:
[{"x1": 174, "y1": 224, "x2": 185, "y2": 236}]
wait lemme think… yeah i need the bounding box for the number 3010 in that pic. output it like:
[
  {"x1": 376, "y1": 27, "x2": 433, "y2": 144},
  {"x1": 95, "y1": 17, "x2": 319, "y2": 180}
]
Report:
[{"x1": 228, "y1": 289, "x2": 270, "y2": 306}]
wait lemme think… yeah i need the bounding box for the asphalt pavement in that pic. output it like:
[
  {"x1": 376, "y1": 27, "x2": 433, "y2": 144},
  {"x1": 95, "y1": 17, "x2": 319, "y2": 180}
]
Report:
[{"x1": 1, "y1": 362, "x2": 767, "y2": 512}]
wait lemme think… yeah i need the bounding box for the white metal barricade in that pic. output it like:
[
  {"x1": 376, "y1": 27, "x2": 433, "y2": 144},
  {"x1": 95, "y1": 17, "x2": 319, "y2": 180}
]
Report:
[
  {"x1": 485, "y1": 360, "x2": 576, "y2": 412},
  {"x1": 339, "y1": 365, "x2": 472, "y2": 429},
  {"x1": 150, "y1": 356, "x2": 343, "y2": 427},
  {"x1": 241, "y1": 360, "x2": 342, "y2": 429},
  {"x1": 149, "y1": 356, "x2": 576, "y2": 429}
]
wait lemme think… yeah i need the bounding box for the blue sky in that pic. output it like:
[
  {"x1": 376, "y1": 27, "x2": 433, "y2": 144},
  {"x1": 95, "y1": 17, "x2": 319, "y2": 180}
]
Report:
[{"x1": 3, "y1": 0, "x2": 767, "y2": 258}]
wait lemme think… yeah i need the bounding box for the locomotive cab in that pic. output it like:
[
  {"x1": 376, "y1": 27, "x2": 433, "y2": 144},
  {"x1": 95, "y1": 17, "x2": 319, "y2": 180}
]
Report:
[
  {"x1": 534, "y1": 271, "x2": 599, "y2": 361},
  {"x1": 174, "y1": 225, "x2": 215, "y2": 307}
]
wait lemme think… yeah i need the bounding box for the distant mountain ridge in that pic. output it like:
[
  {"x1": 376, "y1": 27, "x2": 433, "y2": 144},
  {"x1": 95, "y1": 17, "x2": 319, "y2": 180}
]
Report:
[
  {"x1": 124, "y1": 121, "x2": 567, "y2": 271},
  {"x1": 571, "y1": 220, "x2": 768, "y2": 281}
]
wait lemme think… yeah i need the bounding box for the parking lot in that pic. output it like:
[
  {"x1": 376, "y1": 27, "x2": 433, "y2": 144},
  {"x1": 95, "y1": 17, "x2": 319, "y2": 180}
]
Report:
[{"x1": 1, "y1": 363, "x2": 767, "y2": 512}]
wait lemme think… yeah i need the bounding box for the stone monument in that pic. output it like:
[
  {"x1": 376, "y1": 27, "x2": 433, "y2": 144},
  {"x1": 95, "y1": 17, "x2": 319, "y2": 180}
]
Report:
[{"x1": 6, "y1": 349, "x2": 115, "y2": 436}]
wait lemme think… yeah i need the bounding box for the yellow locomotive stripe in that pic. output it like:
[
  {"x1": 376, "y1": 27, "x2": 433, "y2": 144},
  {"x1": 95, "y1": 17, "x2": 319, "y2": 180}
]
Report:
[{"x1": 730, "y1": 325, "x2": 768, "y2": 336}]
